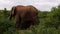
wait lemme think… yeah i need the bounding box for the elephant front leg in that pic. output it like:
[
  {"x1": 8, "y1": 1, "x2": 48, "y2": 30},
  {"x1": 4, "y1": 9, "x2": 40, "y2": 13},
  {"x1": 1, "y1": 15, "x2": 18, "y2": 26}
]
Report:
[{"x1": 32, "y1": 17, "x2": 39, "y2": 26}]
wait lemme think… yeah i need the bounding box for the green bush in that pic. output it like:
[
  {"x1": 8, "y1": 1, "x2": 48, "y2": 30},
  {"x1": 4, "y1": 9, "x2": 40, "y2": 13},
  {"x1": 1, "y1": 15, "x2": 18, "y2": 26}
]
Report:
[{"x1": 0, "y1": 5, "x2": 60, "y2": 34}]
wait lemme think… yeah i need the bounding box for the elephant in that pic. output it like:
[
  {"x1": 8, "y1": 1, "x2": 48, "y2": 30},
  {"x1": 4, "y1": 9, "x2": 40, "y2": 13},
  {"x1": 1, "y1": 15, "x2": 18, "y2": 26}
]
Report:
[{"x1": 9, "y1": 5, "x2": 39, "y2": 30}]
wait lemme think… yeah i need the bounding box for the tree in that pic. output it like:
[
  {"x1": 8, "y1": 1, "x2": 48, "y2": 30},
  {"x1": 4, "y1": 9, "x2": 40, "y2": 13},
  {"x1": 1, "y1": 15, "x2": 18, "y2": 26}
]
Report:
[{"x1": 45, "y1": 5, "x2": 60, "y2": 29}]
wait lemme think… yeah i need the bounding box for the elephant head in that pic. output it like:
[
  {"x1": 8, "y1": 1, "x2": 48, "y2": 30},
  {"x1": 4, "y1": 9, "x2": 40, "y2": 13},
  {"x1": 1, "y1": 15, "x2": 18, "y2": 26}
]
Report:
[{"x1": 9, "y1": 6, "x2": 16, "y2": 20}]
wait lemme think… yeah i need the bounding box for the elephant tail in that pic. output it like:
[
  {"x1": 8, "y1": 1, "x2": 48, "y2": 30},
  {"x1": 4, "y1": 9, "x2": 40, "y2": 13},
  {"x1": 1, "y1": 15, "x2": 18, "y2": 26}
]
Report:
[
  {"x1": 11, "y1": 6, "x2": 16, "y2": 16},
  {"x1": 9, "y1": 6, "x2": 16, "y2": 20}
]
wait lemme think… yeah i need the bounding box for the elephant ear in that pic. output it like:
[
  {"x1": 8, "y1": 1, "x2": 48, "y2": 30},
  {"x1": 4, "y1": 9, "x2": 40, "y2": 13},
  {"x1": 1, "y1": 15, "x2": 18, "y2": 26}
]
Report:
[{"x1": 10, "y1": 6, "x2": 16, "y2": 16}]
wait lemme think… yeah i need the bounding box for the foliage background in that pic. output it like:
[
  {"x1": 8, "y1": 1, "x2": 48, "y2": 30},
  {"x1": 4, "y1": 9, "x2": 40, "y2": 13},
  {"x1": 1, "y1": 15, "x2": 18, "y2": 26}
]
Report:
[{"x1": 0, "y1": 5, "x2": 60, "y2": 34}]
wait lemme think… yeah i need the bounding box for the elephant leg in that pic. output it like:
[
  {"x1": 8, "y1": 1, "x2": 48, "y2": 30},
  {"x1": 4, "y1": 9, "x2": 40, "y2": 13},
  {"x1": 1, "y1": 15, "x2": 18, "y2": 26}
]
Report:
[
  {"x1": 20, "y1": 20, "x2": 32, "y2": 29},
  {"x1": 15, "y1": 16, "x2": 21, "y2": 29},
  {"x1": 32, "y1": 16, "x2": 39, "y2": 26},
  {"x1": 26, "y1": 21, "x2": 32, "y2": 28}
]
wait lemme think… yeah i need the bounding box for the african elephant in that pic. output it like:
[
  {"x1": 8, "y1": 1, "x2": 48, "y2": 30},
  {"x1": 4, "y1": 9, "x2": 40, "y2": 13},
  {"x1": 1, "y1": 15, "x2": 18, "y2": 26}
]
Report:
[{"x1": 9, "y1": 5, "x2": 39, "y2": 29}]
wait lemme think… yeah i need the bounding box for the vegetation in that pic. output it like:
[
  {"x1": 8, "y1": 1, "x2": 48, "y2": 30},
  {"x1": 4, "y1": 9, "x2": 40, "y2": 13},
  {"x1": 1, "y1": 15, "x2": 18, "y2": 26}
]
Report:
[{"x1": 0, "y1": 5, "x2": 60, "y2": 34}]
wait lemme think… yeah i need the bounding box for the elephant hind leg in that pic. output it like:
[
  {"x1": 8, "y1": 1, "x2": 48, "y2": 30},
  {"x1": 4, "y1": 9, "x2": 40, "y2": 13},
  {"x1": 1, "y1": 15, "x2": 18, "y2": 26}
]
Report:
[{"x1": 15, "y1": 16, "x2": 21, "y2": 29}]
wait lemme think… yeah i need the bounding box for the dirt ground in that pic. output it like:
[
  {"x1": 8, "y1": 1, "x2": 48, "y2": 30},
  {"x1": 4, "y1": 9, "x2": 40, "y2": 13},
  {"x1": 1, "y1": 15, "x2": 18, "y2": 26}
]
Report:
[{"x1": 17, "y1": 30, "x2": 32, "y2": 34}]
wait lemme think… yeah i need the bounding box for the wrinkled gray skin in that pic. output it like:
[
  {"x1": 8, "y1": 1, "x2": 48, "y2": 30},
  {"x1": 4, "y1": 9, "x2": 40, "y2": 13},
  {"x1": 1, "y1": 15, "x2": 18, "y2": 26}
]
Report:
[{"x1": 9, "y1": 5, "x2": 39, "y2": 29}]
